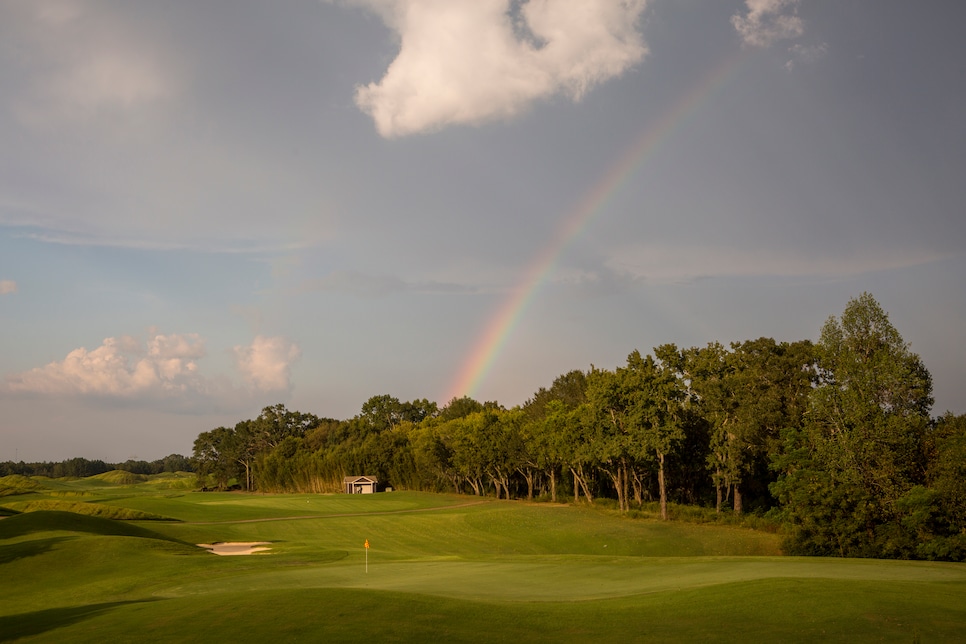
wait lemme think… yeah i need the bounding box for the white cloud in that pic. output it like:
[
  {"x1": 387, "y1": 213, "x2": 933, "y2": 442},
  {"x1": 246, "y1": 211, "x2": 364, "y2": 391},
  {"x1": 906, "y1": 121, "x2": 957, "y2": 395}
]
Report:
[
  {"x1": 0, "y1": 280, "x2": 16, "y2": 295},
  {"x1": 233, "y1": 336, "x2": 301, "y2": 392},
  {"x1": 4, "y1": 333, "x2": 206, "y2": 398},
  {"x1": 785, "y1": 42, "x2": 829, "y2": 70},
  {"x1": 731, "y1": 0, "x2": 804, "y2": 48},
  {"x1": 2, "y1": 332, "x2": 300, "y2": 410},
  {"x1": 603, "y1": 244, "x2": 952, "y2": 284},
  {"x1": 346, "y1": 0, "x2": 648, "y2": 137}
]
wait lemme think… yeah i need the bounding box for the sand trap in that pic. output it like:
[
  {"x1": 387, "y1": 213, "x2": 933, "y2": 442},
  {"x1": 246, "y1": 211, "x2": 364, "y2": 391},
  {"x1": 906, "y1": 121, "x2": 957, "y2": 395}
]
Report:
[{"x1": 197, "y1": 542, "x2": 272, "y2": 556}]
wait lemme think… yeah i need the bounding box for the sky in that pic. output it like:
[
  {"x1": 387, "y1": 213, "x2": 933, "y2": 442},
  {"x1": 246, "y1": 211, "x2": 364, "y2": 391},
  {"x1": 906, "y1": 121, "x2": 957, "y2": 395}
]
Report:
[{"x1": 1, "y1": 0, "x2": 964, "y2": 462}]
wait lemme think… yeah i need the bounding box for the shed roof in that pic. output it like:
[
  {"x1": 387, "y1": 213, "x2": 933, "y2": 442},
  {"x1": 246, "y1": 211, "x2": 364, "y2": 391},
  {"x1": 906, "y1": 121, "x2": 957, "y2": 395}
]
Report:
[{"x1": 343, "y1": 475, "x2": 378, "y2": 483}]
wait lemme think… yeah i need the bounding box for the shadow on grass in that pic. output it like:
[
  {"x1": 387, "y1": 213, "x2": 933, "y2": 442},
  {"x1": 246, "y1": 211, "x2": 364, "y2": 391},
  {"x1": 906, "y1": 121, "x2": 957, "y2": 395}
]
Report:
[
  {"x1": 0, "y1": 536, "x2": 72, "y2": 565},
  {"x1": 0, "y1": 599, "x2": 163, "y2": 642},
  {"x1": 0, "y1": 511, "x2": 185, "y2": 544}
]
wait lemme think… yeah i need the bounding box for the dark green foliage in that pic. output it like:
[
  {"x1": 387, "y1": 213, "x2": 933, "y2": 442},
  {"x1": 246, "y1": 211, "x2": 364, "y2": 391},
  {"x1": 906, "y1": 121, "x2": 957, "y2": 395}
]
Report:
[
  {"x1": 0, "y1": 454, "x2": 194, "y2": 478},
  {"x1": 772, "y1": 293, "x2": 949, "y2": 559}
]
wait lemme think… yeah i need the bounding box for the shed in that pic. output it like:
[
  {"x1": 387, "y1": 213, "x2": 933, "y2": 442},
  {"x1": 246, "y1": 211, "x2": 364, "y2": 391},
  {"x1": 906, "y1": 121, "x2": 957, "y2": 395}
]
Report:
[{"x1": 344, "y1": 475, "x2": 378, "y2": 494}]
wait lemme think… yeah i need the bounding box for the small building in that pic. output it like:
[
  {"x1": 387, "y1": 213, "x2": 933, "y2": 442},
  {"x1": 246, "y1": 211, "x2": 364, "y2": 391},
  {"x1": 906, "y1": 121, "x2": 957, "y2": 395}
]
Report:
[{"x1": 344, "y1": 475, "x2": 378, "y2": 494}]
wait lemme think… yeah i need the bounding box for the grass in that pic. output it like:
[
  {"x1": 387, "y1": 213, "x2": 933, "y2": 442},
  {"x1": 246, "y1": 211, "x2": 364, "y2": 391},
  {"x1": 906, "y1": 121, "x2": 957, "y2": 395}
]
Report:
[{"x1": 1, "y1": 478, "x2": 965, "y2": 642}]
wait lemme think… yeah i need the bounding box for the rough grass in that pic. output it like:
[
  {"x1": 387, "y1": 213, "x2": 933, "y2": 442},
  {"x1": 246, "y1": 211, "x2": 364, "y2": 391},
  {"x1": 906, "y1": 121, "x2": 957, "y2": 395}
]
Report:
[
  {"x1": 2, "y1": 489, "x2": 964, "y2": 642},
  {"x1": 0, "y1": 474, "x2": 46, "y2": 497},
  {"x1": 90, "y1": 470, "x2": 149, "y2": 485},
  {"x1": 0, "y1": 510, "x2": 186, "y2": 542},
  {"x1": 0, "y1": 500, "x2": 172, "y2": 521}
]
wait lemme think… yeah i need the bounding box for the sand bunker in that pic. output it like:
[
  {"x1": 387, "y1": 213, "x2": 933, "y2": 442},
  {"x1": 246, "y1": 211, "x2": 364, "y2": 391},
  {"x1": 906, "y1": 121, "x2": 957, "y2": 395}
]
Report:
[{"x1": 197, "y1": 542, "x2": 272, "y2": 556}]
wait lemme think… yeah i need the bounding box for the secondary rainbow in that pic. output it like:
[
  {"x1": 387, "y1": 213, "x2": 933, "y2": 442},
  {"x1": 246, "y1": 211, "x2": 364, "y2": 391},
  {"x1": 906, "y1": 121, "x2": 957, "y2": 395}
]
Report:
[{"x1": 444, "y1": 52, "x2": 747, "y2": 403}]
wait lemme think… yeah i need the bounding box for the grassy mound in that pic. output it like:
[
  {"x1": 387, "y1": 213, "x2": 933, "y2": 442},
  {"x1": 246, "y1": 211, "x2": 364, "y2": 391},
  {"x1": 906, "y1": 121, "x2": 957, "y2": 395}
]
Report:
[
  {"x1": 90, "y1": 470, "x2": 148, "y2": 485},
  {"x1": 0, "y1": 510, "x2": 183, "y2": 543},
  {"x1": 0, "y1": 475, "x2": 46, "y2": 497},
  {"x1": 145, "y1": 472, "x2": 197, "y2": 490},
  {"x1": 0, "y1": 500, "x2": 171, "y2": 521}
]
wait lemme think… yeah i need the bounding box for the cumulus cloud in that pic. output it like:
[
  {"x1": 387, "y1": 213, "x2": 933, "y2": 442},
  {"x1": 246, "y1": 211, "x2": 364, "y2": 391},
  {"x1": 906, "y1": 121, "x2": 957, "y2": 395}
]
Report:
[
  {"x1": 731, "y1": 0, "x2": 804, "y2": 48},
  {"x1": 233, "y1": 336, "x2": 301, "y2": 392},
  {"x1": 0, "y1": 280, "x2": 16, "y2": 295},
  {"x1": 3, "y1": 332, "x2": 300, "y2": 410},
  {"x1": 346, "y1": 0, "x2": 648, "y2": 137},
  {"x1": 5, "y1": 333, "x2": 207, "y2": 398}
]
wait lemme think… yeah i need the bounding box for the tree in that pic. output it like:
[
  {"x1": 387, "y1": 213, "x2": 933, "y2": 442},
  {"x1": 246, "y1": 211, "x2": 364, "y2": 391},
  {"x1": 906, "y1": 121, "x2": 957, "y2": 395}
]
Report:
[
  {"x1": 522, "y1": 370, "x2": 589, "y2": 502},
  {"x1": 360, "y1": 395, "x2": 404, "y2": 432},
  {"x1": 586, "y1": 365, "x2": 636, "y2": 513},
  {"x1": 586, "y1": 350, "x2": 685, "y2": 517},
  {"x1": 646, "y1": 344, "x2": 687, "y2": 520},
  {"x1": 439, "y1": 396, "x2": 485, "y2": 421},
  {"x1": 687, "y1": 339, "x2": 814, "y2": 514},
  {"x1": 915, "y1": 412, "x2": 966, "y2": 560},
  {"x1": 684, "y1": 342, "x2": 734, "y2": 512},
  {"x1": 193, "y1": 426, "x2": 242, "y2": 490},
  {"x1": 773, "y1": 293, "x2": 933, "y2": 557}
]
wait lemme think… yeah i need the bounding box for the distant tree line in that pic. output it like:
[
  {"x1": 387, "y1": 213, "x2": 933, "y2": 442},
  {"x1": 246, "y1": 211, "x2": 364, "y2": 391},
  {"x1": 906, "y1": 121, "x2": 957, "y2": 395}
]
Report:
[
  {"x1": 191, "y1": 294, "x2": 965, "y2": 561},
  {"x1": 0, "y1": 454, "x2": 193, "y2": 478}
]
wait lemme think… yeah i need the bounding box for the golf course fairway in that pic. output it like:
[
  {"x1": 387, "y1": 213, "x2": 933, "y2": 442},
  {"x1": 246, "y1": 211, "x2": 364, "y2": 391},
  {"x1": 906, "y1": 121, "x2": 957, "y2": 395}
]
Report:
[{"x1": 1, "y1": 478, "x2": 964, "y2": 642}]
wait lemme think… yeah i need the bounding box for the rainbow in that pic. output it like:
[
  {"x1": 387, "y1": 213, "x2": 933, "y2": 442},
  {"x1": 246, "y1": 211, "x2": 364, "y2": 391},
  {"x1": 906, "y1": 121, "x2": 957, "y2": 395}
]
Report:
[{"x1": 443, "y1": 52, "x2": 746, "y2": 404}]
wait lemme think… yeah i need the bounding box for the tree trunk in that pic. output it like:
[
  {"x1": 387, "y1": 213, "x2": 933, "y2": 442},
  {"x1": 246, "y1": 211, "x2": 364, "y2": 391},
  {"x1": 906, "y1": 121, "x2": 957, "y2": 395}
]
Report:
[
  {"x1": 715, "y1": 467, "x2": 723, "y2": 513},
  {"x1": 734, "y1": 485, "x2": 743, "y2": 515},
  {"x1": 658, "y1": 451, "x2": 668, "y2": 521},
  {"x1": 631, "y1": 469, "x2": 643, "y2": 509},
  {"x1": 468, "y1": 478, "x2": 482, "y2": 496},
  {"x1": 571, "y1": 465, "x2": 594, "y2": 504},
  {"x1": 605, "y1": 465, "x2": 626, "y2": 513},
  {"x1": 621, "y1": 464, "x2": 630, "y2": 513},
  {"x1": 550, "y1": 469, "x2": 557, "y2": 503},
  {"x1": 520, "y1": 467, "x2": 535, "y2": 500}
]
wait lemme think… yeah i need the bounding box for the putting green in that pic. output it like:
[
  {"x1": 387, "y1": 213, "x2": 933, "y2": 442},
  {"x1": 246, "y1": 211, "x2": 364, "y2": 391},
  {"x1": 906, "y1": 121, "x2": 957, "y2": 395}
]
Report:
[{"x1": 160, "y1": 554, "x2": 966, "y2": 602}]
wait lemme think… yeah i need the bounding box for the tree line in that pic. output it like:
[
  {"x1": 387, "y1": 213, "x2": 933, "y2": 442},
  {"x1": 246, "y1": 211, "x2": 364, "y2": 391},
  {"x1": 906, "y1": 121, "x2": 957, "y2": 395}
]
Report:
[
  {"x1": 184, "y1": 292, "x2": 957, "y2": 561},
  {"x1": 0, "y1": 454, "x2": 193, "y2": 478}
]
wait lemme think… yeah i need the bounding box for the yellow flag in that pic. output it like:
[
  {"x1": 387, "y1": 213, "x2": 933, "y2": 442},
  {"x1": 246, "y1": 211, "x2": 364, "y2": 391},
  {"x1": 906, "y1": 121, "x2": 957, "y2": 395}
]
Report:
[{"x1": 364, "y1": 539, "x2": 370, "y2": 549}]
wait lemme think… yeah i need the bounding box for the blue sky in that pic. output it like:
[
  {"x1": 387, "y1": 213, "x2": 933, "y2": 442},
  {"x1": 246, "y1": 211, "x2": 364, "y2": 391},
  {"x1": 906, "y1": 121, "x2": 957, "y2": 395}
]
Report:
[{"x1": 1, "y1": 0, "x2": 964, "y2": 462}]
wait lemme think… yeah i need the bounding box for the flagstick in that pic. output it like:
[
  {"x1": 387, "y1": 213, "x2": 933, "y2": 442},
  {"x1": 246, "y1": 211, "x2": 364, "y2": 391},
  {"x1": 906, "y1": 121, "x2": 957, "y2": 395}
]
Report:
[{"x1": 365, "y1": 546, "x2": 368, "y2": 573}]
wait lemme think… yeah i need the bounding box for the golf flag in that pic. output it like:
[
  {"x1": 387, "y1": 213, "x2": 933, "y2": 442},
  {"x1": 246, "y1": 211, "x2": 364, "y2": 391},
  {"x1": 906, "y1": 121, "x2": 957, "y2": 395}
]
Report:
[{"x1": 364, "y1": 539, "x2": 370, "y2": 549}]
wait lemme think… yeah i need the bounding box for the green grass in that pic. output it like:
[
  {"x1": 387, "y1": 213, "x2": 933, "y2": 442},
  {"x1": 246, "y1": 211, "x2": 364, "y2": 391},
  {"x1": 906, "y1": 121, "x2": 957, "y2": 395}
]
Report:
[
  {"x1": 1, "y1": 480, "x2": 965, "y2": 642},
  {"x1": 0, "y1": 500, "x2": 172, "y2": 521},
  {"x1": 0, "y1": 475, "x2": 46, "y2": 497}
]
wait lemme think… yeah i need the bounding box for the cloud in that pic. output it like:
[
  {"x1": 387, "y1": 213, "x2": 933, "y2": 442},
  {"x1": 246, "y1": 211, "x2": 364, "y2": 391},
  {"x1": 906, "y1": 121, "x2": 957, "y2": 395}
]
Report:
[
  {"x1": 233, "y1": 336, "x2": 301, "y2": 392},
  {"x1": 300, "y1": 270, "x2": 475, "y2": 296},
  {"x1": 12, "y1": 227, "x2": 312, "y2": 254},
  {"x1": 345, "y1": 0, "x2": 648, "y2": 137},
  {"x1": 604, "y1": 244, "x2": 953, "y2": 285},
  {"x1": 785, "y1": 42, "x2": 829, "y2": 70},
  {"x1": 731, "y1": 0, "x2": 804, "y2": 48},
  {"x1": 3, "y1": 332, "x2": 300, "y2": 409},
  {"x1": 0, "y1": 280, "x2": 16, "y2": 295},
  {"x1": 8, "y1": 2, "x2": 175, "y2": 128},
  {"x1": 4, "y1": 333, "x2": 207, "y2": 398}
]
